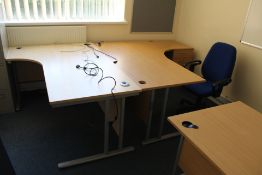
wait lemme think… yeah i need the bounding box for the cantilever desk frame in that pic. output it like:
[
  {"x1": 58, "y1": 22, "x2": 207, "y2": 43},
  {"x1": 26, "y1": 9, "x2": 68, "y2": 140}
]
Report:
[{"x1": 6, "y1": 41, "x2": 204, "y2": 168}]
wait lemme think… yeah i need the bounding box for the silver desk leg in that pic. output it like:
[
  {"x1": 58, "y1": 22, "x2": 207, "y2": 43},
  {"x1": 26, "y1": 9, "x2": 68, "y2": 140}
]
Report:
[
  {"x1": 143, "y1": 88, "x2": 180, "y2": 145},
  {"x1": 158, "y1": 88, "x2": 170, "y2": 137},
  {"x1": 143, "y1": 90, "x2": 156, "y2": 142},
  {"x1": 104, "y1": 100, "x2": 110, "y2": 153},
  {"x1": 118, "y1": 98, "x2": 125, "y2": 149},
  {"x1": 172, "y1": 135, "x2": 184, "y2": 175},
  {"x1": 58, "y1": 98, "x2": 134, "y2": 169}
]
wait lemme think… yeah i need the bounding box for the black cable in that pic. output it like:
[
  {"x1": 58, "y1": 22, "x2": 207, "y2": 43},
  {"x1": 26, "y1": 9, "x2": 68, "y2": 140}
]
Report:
[
  {"x1": 98, "y1": 76, "x2": 118, "y2": 121},
  {"x1": 91, "y1": 47, "x2": 100, "y2": 58},
  {"x1": 84, "y1": 43, "x2": 118, "y2": 64},
  {"x1": 76, "y1": 62, "x2": 119, "y2": 121}
]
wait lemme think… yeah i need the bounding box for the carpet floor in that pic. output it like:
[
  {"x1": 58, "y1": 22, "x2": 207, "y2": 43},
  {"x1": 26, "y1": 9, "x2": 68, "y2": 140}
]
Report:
[{"x1": 0, "y1": 87, "x2": 216, "y2": 175}]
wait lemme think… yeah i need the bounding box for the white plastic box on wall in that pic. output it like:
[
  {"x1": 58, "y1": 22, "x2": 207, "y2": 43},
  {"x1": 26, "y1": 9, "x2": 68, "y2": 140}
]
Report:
[{"x1": 6, "y1": 25, "x2": 87, "y2": 46}]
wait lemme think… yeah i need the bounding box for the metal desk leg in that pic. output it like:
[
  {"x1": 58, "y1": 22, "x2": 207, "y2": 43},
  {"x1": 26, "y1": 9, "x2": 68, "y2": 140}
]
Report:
[
  {"x1": 158, "y1": 88, "x2": 170, "y2": 137},
  {"x1": 118, "y1": 98, "x2": 125, "y2": 149},
  {"x1": 58, "y1": 98, "x2": 134, "y2": 169},
  {"x1": 142, "y1": 90, "x2": 156, "y2": 144},
  {"x1": 172, "y1": 135, "x2": 184, "y2": 175},
  {"x1": 8, "y1": 62, "x2": 21, "y2": 111},
  {"x1": 143, "y1": 88, "x2": 179, "y2": 145},
  {"x1": 104, "y1": 100, "x2": 110, "y2": 153}
]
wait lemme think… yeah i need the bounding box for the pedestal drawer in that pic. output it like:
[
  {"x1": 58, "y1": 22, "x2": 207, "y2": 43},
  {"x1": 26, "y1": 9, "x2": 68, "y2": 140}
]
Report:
[{"x1": 179, "y1": 139, "x2": 223, "y2": 175}]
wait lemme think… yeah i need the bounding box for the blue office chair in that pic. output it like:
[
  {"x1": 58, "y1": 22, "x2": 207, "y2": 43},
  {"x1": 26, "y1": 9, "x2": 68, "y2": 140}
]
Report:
[{"x1": 183, "y1": 42, "x2": 237, "y2": 104}]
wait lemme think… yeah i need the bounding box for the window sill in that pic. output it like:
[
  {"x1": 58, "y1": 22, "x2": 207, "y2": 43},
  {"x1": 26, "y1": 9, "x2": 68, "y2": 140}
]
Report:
[{"x1": 4, "y1": 20, "x2": 128, "y2": 27}]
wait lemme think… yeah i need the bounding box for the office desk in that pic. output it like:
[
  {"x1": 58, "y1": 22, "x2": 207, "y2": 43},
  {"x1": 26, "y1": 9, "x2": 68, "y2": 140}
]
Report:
[
  {"x1": 7, "y1": 44, "x2": 141, "y2": 106},
  {"x1": 6, "y1": 41, "x2": 203, "y2": 168},
  {"x1": 168, "y1": 101, "x2": 262, "y2": 175}
]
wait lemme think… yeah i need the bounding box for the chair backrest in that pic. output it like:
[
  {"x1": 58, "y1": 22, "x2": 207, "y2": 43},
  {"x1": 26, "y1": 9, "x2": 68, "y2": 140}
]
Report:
[{"x1": 202, "y1": 42, "x2": 236, "y2": 82}]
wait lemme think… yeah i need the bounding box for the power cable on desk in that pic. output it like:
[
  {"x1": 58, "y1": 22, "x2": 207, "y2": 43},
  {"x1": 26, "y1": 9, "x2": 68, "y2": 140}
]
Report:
[
  {"x1": 84, "y1": 43, "x2": 118, "y2": 64},
  {"x1": 58, "y1": 42, "x2": 118, "y2": 64},
  {"x1": 85, "y1": 44, "x2": 100, "y2": 58},
  {"x1": 76, "y1": 61, "x2": 119, "y2": 122},
  {"x1": 59, "y1": 45, "x2": 87, "y2": 52}
]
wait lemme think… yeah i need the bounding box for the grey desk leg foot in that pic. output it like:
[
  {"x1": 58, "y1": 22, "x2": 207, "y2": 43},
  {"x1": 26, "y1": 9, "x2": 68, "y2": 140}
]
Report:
[
  {"x1": 58, "y1": 147, "x2": 135, "y2": 168},
  {"x1": 142, "y1": 132, "x2": 180, "y2": 145}
]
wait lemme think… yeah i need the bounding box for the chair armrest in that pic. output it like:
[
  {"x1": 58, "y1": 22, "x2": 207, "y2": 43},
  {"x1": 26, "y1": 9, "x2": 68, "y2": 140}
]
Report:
[{"x1": 183, "y1": 60, "x2": 202, "y2": 72}]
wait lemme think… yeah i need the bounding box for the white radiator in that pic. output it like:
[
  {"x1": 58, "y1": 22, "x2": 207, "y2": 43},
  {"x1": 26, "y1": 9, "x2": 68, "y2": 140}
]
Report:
[{"x1": 7, "y1": 25, "x2": 87, "y2": 46}]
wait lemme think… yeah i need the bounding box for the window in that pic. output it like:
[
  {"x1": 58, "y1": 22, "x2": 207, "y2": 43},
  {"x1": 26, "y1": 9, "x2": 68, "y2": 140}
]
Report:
[{"x1": 0, "y1": 0, "x2": 126, "y2": 24}]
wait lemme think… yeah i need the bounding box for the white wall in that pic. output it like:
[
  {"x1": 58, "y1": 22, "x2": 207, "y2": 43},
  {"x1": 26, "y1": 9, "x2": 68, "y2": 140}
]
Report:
[{"x1": 174, "y1": 0, "x2": 262, "y2": 112}]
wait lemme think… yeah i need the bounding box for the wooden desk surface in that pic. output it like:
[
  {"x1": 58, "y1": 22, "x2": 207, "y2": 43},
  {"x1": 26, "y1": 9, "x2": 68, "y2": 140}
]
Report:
[
  {"x1": 98, "y1": 41, "x2": 204, "y2": 90},
  {"x1": 168, "y1": 102, "x2": 262, "y2": 175},
  {"x1": 7, "y1": 41, "x2": 204, "y2": 106},
  {"x1": 7, "y1": 44, "x2": 141, "y2": 107}
]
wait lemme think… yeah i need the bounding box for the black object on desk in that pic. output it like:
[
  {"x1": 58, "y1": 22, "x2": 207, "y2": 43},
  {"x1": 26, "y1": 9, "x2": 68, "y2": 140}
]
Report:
[{"x1": 182, "y1": 121, "x2": 199, "y2": 129}]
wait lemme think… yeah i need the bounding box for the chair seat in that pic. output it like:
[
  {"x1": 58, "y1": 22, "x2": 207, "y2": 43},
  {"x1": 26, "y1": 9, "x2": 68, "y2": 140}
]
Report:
[{"x1": 185, "y1": 81, "x2": 213, "y2": 97}]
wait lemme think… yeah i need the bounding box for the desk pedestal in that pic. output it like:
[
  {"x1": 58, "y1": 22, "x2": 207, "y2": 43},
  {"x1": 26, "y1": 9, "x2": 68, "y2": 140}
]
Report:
[{"x1": 179, "y1": 139, "x2": 222, "y2": 175}]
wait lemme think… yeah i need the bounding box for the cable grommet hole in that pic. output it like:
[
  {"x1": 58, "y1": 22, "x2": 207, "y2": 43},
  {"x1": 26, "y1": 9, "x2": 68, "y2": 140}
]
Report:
[{"x1": 139, "y1": 80, "x2": 146, "y2": 84}]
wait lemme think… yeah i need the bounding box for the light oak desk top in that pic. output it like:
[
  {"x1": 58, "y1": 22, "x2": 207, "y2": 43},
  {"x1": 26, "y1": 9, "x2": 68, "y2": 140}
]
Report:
[
  {"x1": 98, "y1": 41, "x2": 204, "y2": 90},
  {"x1": 168, "y1": 101, "x2": 262, "y2": 175},
  {"x1": 7, "y1": 44, "x2": 141, "y2": 107},
  {"x1": 7, "y1": 41, "x2": 204, "y2": 106}
]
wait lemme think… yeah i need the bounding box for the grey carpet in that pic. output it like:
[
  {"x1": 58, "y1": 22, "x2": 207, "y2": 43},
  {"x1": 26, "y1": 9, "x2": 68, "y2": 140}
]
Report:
[{"x1": 0, "y1": 88, "x2": 216, "y2": 175}]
